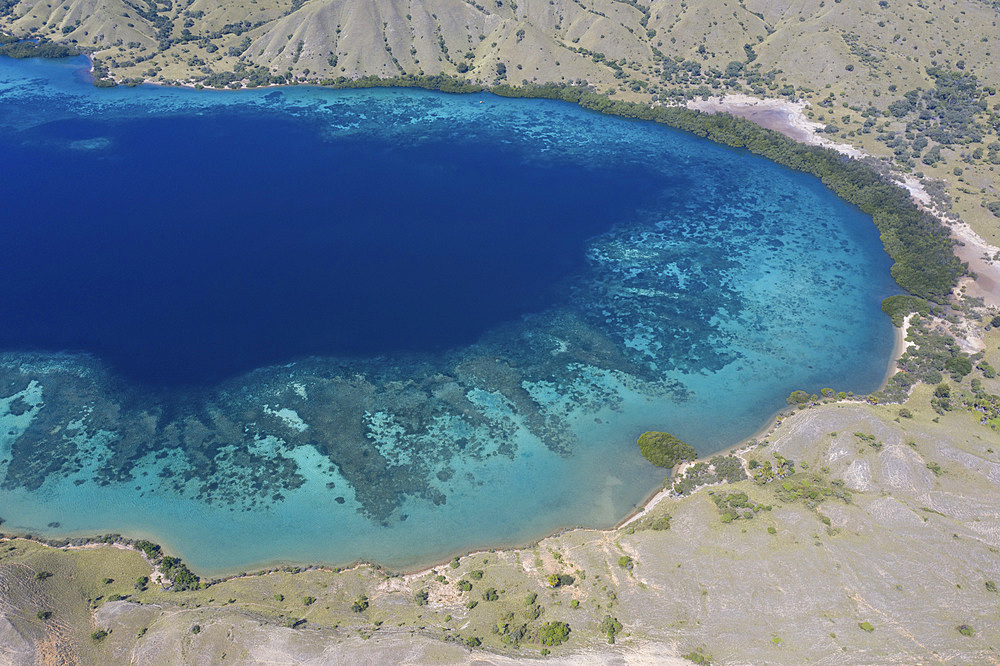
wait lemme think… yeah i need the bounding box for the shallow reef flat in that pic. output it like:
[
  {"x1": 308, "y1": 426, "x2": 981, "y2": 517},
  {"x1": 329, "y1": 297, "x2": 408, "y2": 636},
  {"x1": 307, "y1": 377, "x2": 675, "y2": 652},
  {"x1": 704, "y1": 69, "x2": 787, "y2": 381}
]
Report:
[{"x1": 0, "y1": 56, "x2": 897, "y2": 574}]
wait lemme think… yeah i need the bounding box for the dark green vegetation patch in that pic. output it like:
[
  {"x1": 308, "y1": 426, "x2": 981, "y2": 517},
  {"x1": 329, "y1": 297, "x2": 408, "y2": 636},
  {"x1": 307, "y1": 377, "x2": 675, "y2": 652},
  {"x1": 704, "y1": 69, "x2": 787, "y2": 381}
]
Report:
[
  {"x1": 0, "y1": 31, "x2": 81, "y2": 58},
  {"x1": 637, "y1": 431, "x2": 697, "y2": 468}
]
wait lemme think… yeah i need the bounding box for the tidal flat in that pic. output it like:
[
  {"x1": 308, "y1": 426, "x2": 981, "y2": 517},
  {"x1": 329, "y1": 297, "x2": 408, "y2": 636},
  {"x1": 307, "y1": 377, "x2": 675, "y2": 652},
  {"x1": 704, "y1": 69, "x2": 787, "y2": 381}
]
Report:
[{"x1": 0, "y1": 55, "x2": 897, "y2": 574}]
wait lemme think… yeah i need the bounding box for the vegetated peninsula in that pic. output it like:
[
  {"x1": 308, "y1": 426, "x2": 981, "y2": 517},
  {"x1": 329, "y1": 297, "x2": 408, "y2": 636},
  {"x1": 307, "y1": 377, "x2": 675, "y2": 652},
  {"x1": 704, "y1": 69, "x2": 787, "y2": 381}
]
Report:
[{"x1": 2, "y1": 0, "x2": 1000, "y2": 663}]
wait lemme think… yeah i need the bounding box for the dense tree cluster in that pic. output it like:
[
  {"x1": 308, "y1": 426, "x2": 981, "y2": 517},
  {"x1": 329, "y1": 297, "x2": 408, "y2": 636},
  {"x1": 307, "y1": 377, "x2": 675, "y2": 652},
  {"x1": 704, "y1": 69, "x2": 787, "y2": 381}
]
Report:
[
  {"x1": 881, "y1": 294, "x2": 931, "y2": 326},
  {"x1": 876, "y1": 67, "x2": 996, "y2": 168},
  {"x1": 0, "y1": 32, "x2": 81, "y2": 57},
  {"x1": 636, "y1": 431, "x2": 697, "y2": 468}
]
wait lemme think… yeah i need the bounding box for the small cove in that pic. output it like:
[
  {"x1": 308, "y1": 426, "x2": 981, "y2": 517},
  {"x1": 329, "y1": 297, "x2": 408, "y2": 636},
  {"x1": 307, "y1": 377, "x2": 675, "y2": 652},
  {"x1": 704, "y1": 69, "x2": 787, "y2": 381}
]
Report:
[{"x1": 0, "y1": 56, "x2": 899, "y2": 574}]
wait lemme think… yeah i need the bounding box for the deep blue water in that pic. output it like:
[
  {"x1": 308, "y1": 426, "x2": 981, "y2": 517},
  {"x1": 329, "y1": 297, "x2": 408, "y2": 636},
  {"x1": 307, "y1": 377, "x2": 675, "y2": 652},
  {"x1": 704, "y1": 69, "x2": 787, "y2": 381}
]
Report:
[
  {"x1": 0, "y1": 56, "x2": 900, "y2": 573},
  {"x1": 2, "y1": 114, "x2": 660, "y2": 386}
]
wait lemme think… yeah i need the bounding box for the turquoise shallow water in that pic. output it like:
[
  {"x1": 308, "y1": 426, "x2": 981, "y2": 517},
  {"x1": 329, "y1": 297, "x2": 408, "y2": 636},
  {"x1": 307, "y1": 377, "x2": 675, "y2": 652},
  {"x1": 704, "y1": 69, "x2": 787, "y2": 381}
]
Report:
[{"x1": 0, "y1": 56, "x2": 898, "y2": 574}]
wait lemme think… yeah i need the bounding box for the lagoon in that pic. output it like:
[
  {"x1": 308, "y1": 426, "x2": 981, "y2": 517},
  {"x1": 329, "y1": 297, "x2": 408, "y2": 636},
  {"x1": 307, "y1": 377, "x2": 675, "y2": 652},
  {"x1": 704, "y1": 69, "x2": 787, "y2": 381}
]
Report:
[{"x1": 0, "y1": 56, "x2": 897, "y2": 574}]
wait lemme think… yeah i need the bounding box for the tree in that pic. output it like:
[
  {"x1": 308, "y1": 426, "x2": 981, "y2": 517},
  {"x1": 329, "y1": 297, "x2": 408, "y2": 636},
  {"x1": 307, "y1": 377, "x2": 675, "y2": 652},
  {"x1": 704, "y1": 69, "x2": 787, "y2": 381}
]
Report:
[
  {"x1": 539, "y1": 621, "x2": 571, "y2": 646},
  {"x1": 786, "y1": 390, "x2": 811, "y2": 405},
  {"x1": 945, "y1": 355, "x2": 972, "y2": 378},
  {"x1": 636, "y1": 432, "x2": 697, "y2": 468},
  {"x1": 599, "y1": 615, "x2": 623, "y2": 644}
]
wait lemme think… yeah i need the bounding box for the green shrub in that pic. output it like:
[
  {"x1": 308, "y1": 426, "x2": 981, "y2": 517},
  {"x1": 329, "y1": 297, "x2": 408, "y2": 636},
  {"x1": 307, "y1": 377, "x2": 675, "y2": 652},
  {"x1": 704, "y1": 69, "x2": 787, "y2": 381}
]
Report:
[
  {"x1": 538, "y1": 621, "x2": 571, "y2": 646},
  {"x1": 945, "y1": 355, "x2": 973, "y2": 378},
  {"x1": 482, "y1": 588, "x2": 499, "y2": 601},
  {"x1": 637, "y1": 432, "x2": 697, "y2": 468},
  {"x1": 859, "y1": 621, "x2": 875, "y2": 632},
  {"x1": 644, "y1": 515, "x2": 672, "y2": 531},
  {"x1": 618, "y1": 555, "x2": 634, "y2": 570},
  {"x1": 957, "y1": 624, "x2": 975, "y2": 637},
  {"x1": 457, "y1": 580, "x2": 473, "y2": 592},
  {"x1": 134, "y1": 540, "x2": 161, "y2": 560},
  {"x1": 881, "y1": 295, "x2": 930, "y2": 326},
  {"x1": 682, "y1": 648, "x2": 712, "y2": 664},
  {"x1": 302, "y1": 596, "x2": 315, "y2": 606},
  {"x1": 786, "y1": 390, "x2": 811, "y2": 405},
  {"x1": 599, "y1": 615, "x2": 623, "y2": 644}
]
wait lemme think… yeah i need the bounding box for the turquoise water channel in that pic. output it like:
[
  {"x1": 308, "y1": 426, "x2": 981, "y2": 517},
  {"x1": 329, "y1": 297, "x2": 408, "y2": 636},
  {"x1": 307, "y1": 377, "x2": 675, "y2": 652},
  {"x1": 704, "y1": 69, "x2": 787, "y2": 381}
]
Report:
[{"x1": 0, "y1": 56, "x2": 897, "y2": 574}]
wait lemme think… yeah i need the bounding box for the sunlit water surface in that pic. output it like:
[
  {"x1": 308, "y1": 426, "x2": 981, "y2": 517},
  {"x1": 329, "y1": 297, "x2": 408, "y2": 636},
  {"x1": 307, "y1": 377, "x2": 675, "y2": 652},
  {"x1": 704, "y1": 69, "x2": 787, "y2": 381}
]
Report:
[{"x1": 0, "y1": 56, "x2": 898, "y2": 574}]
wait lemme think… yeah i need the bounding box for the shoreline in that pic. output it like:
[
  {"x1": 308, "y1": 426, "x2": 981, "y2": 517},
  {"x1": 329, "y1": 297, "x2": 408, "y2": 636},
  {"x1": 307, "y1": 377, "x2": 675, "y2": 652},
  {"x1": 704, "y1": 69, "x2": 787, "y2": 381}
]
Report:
[
  {"x1": 686, "y1": 93, "x2": 1000, "y2": 309},
  {"x1": 0, "y1": 79, "x2": 974, "y2": 582}
]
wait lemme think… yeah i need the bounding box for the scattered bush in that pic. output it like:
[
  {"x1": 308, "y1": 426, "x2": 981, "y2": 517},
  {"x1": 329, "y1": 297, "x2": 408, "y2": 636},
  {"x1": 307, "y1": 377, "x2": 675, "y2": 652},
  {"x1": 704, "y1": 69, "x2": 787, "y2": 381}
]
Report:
[
  {"x1": 546, "y1": 573, "x2": 575, "y2": 587},
  {"x1": 682, "y1": 648, "x2": 712, "y2": 664},
  {"x1": 641, "y1": 514, "x2": 672, "y2": 531},
  {"x1": 859, "y1": 621, "x2": 875, "y2": 632},
  {"x1": 618, "y1": 555, "x2": 634, "y2": 570}
]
